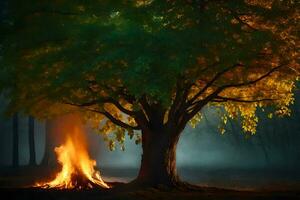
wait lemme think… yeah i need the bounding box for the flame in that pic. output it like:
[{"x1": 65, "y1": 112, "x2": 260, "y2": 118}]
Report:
[{"x1": 36, "y1": 119, "x2": 109, "y2": 189}]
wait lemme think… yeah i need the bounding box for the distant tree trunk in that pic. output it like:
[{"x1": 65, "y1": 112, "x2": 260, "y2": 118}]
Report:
[
  {"x1": 256, "y1": 132, "x2": 270, "y2": 165},
  {"x1": 41, "y1": 120, "x2": 55, "y2": 166},
  {"x1": 135, "y1": 127, "x2": 181, "y2": 186},
  {"x1": 28, "y1": 116, "x2": 36, "y2": 166},
  {"x1": 12, "y1": 113, "x2": 19, "y2": 167}
]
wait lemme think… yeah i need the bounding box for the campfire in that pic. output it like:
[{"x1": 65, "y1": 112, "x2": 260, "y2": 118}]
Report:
[{"x1": 36, "y1": 124, "x2": 110, "y2": 189}]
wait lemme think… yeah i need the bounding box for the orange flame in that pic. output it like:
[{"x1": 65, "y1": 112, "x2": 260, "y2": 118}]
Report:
[{"x1": 36, "y1": 116, "x2": 109, "y2": 189}]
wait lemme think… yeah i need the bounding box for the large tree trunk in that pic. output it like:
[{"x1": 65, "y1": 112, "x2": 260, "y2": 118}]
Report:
[
  {"x1": 12, "y1": 113, "x2": 19, "y2": 167},
  {"x1": 135, "y1": 127, "x2": 181, "y2": 186},
  {"x1": 28, "y1": 116, "x2": 36, "y2": 166}
]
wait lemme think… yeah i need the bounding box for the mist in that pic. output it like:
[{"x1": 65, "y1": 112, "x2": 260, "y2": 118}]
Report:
[
  {"x1": 1, "y1": 91, "x2": 300, "y2": 188},
  {"x1": 1, "y1": 99, "x2": 299, "y2": 170}
]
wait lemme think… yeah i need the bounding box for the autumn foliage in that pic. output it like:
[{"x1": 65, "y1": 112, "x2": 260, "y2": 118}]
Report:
[{"x1": 0, "y1": 0, "x2": 299, "y2": 186}]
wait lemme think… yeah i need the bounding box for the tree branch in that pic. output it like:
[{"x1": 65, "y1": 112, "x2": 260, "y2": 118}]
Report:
[
  {"x1": 107, "y1": 98, "x2": 137, "y2": 116},
  {"x1": 168, "y1": 81, "x2": 193, "y2": 126},
  {"x1": 183, "y1": 63, "x2": 286, "y2": 123},
  {"x1": 187, "y1": 63, "x2": 243, "y2": 106},
  {"x1": 168, "y1": 80, "x2": 192, "y2": 120},
  {"x1": 226, "y1": 8, "x2": 259, "y2": 31},
  {"x1": 212, "y1": 96, "x2": 277, "y2": 103},
  {"x1": 62, "y1": 101, "x2": 140, "y2": 130},
  {"x1": 92, "y1": 109, "x2": 141, "y2": 130},
  {"x1": 63, "y1": 97, "x2": 137, "y2": 116},
  {"x1": 218, "y1": 64, "x2": 285, "y2": 89},
  {"x1": 139, "y1": 95, "x2": 152, "y2": 121},
  {"x1": 84, "y1": 81, "x2": 148, "y2": 130}
]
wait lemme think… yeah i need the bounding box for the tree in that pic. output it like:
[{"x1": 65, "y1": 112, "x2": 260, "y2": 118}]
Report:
[
  {"x1": 0, "y1": 0, "x2": 299, "y2": 186},
  {"x1": 41, "y1": 120, "x2": 57, "y2": 166},
  {"x1": 12, "y1": 113, "x2": 19, "y2": 167},
  {"x1": 28, "y1": 116, "x2": 36, "y2": 166}
]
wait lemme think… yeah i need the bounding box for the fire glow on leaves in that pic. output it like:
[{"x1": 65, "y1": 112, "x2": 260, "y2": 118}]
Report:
[
  {"x1": 36, "y1": 126, "x2": 109, "y2": 189},
  {"x1": 1, "y1": 0, "x2": 299, "y2": 147}
]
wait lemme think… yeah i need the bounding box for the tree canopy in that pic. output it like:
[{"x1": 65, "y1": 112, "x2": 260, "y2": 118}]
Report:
[{"x1": 0, "y1": 0, "x2": 299, "y2": 149}]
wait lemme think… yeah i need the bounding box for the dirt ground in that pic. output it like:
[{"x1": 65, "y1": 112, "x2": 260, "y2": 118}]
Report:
[
  {"x1": 0, "y1": 166, "x2": 299, "y2": 200},
  {"x1": 0, "y1": 187, "x2": 299, "y2": 200}
]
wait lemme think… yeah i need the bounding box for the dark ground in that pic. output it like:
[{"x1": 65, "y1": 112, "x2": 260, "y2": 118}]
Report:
[
  {"x1": 1, "y1": 187, "x2": 299, "y2": 200},
  {"x1": 0, "y1": 166, "x2": 299, "y2": 200}
]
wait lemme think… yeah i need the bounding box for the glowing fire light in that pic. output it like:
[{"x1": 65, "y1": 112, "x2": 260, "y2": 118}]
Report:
[{"x1": 36, "y1": 124, "x2": 109, "y2": 189}]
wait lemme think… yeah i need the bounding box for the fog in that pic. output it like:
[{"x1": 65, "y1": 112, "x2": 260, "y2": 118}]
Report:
[
  {"x1": 1, "y1": 92, "x2": 300, "y2": 188},
  {"x1": 0, "y1": 0, "x2": 299, "y2": 174},
  {"x1": 0, "y1": 96, "x2": 299, "y2": 171}
]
